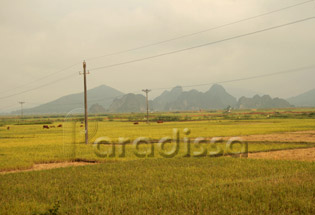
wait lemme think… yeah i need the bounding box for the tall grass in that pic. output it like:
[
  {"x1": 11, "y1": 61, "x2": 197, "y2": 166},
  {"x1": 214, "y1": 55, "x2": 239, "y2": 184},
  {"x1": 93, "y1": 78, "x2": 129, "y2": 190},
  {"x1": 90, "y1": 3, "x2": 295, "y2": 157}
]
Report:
[{"x1": 0, "y1": 158, "x2": 314, "y2": 214}]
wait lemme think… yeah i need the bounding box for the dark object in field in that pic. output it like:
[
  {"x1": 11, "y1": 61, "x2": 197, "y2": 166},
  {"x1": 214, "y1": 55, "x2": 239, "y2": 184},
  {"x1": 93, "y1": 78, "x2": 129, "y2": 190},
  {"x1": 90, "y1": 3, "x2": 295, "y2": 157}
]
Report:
[
  {"x1": 7, "y1": 126, "x2": 10, "y2": 130},
  {"x1": 57, "y1": 124, "x2": 62, "y2": 128},
  {"x1": 80, "y1": 125, "x2": 84, "y2": 127},
  {"x1": 43, "y1": 125, "x2": 49, "y2": 129},
  {"x1": 157, "y1": 120, "x2": 164, "y2": 123},
  {"x1": 133, "y1": 122, "x2": 139, "y2": 125}
]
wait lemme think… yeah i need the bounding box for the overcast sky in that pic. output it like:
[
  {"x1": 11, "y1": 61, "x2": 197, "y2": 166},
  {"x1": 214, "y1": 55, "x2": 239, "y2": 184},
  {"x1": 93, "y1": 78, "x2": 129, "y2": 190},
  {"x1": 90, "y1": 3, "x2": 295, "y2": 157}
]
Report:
[{"x1": 0, "y1": 0, "x2": 314, "y2": 112}]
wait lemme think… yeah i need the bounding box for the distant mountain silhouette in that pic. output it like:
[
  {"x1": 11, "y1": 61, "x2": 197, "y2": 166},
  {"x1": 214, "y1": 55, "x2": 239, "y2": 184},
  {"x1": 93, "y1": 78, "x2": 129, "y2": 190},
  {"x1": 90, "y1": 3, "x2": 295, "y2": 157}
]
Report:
[
  {"x1": 85, "y1": 84, "x2": 293, "y2": 113},
  {"x1": 153, "y1": 86, "x2": 183, "y2": 110},
  {"x1": 287, "y1": 89, "x2": 315, "y2": 107},
  {"x1": 108, "y1": 93, "x2": 152, "y2": 113},
  {"x1": 237, "y1": 95, "x2": 292, "y2": 109},
  {"x1": 224, "y1": 86, "x2": 263, "y2": 99},
  {"x1": 154, "y1": 84, "x2": 237, "y2": 111},
  {"x1": 204, "y1": 84, "x2": 237, "y2": 109},
  {"x1": 11, "y1": 85, "x2": 123, "y2": 114},
  {"x1": 9, "y1": 84, "x2": 301, "y2": 115},
  {"x1": 89, "y1": 103, "x2": 106, "y2": 114},
  {"x1": 163, "y1": 89, "x2": 204, "y2": 111}
]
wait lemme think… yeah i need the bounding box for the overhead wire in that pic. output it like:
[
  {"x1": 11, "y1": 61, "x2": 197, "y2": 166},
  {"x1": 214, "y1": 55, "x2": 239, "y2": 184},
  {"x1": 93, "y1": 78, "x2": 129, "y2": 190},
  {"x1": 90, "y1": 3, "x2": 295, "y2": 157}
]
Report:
[
  {"x1": 89, "y1": 16, "x2": 315, "y2": 72},
  {"x1": 1, "y1": 0, "x2": 313, "y2": 96},
  {"x1": 1, "y1": 15, "x2": 314, "y2": 101},
  {"x1": 0, "y1": 63, "x2": 80, "y2": 94},
  {"x1": 21, "y1": 64, "x2": 314, "y2": 108},
  {"x1": 0, "y1": 73, "x2": 77, "y2": 100},
  {"x1": 85, "y1": 0, "x2": 315, "y2": 61}
]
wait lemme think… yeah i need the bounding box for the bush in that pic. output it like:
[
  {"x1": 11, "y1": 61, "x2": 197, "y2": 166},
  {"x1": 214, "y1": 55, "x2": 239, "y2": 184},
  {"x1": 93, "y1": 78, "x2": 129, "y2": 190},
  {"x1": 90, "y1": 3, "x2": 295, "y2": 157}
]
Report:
[
  {"x1": 184, "y1": 115, "x2": 192, "y2": 121},
  {"x1": 153, "y1": 115, "x2": 180, "y2": 122},
  {"x1": 108, "y1": 115, "x2": 114, "y2": 121},
  {"x1": 128, "y1": 114, "x2": 145, "y2": 122}
]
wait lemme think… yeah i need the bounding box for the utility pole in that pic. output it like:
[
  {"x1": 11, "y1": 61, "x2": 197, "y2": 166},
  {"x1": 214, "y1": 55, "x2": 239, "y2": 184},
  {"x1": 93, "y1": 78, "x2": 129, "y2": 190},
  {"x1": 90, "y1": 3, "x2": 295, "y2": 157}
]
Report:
[
  {"x1": 80, "y1": 61, "x2": 89, "y2": 144},
  {"x1": 142, "y1": 89, "x2": 151, "y2": 124},
  {"x1": 18, "y1": 101, "x2": 25, "y2": 119}
]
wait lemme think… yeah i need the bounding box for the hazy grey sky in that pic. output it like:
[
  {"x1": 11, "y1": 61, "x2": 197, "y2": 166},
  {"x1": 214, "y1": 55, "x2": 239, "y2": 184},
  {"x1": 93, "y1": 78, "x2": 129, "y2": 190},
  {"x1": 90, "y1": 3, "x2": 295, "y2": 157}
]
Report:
[{"x1": 0, "y1": 0, "x2": 314, "y2": 112}]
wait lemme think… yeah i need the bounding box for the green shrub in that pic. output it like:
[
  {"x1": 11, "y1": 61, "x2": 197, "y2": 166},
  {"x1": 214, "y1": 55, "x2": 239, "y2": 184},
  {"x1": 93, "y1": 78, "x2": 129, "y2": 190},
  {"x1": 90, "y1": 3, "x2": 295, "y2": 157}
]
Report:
[{"x1": 154, "y1": 115, "x2": 181, "y2": 122}]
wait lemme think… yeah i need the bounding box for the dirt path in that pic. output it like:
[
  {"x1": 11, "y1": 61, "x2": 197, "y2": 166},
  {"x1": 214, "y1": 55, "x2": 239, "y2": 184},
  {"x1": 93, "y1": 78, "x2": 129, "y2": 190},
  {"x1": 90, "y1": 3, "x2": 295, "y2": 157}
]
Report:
[
  {"x1": 238, "y1": 130, "x2": 315, "y2": 143},
  {"x1": 239, "y1": 130, "x2": 315, "y2": 162},
  {"x1": 1, "y1": 130, "x2": 314, "y2": 174},
  {"x1": 0, "y1": 162, "x2": 97, "y2": 175},
  {"x1": 248, "y1": 147, "x2": 315, "y2": 162}
]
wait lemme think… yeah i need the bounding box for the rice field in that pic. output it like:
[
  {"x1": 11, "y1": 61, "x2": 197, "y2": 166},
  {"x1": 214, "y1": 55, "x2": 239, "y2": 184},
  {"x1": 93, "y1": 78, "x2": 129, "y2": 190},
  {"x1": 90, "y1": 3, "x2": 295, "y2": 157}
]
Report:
[{"x1": 0, "y1": 109, "x2": 314, "y2": 214}]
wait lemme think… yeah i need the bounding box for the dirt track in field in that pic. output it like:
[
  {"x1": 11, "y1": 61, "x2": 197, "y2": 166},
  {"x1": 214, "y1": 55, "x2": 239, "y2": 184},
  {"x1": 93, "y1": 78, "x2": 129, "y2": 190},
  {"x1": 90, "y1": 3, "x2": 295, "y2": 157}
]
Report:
[
  {"x1": 1, "y1": 130, "x2": 314, "y2": 174},
  {"x1": 239, "y1": 130, "x2": 315, "y2": 143},
  {"x1": 241, "y1": 130, "x2": 315, "y2": 162},
  {"x1": 0, "y1": 162, "x2": 97, "y2": 175},
  {"x1": 248, "y1": 147, "x2": 315, "y2": 162}
]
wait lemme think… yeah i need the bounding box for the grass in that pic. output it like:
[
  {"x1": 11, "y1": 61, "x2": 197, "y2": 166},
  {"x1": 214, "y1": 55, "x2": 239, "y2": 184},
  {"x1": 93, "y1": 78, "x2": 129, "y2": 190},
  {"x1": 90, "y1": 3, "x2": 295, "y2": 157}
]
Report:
[
  {"x1": 0, "y1": 157, "x2": 314, "y2": 214},
  {"x1": 0, "y1": 117, "x2": 315, "y2": 171},
  {"x1": 0, "y1": 109, "x2": 314, "y2": 214}
]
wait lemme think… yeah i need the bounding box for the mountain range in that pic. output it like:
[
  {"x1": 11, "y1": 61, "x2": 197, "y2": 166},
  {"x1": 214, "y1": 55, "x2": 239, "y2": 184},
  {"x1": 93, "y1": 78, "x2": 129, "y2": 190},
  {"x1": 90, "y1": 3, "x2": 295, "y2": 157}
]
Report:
[
  {"x1": 154, "y1": 84, "x2": 237, "y2": 111},
  {"x1": 108, "y1": 93, "x2": 153, "y2": 113},
  {"x1": 237, "y1": 95, "x2": 291, "y2": 109},
  {"x1": 287, "y1": 89, "x2": 315, "y2": 107},
  {"x1": 11, "y1": 85, "x2": 123, "y2": 114},
  {"x1": 8, "y1": 85, "x2": 315, "y2": 114}
]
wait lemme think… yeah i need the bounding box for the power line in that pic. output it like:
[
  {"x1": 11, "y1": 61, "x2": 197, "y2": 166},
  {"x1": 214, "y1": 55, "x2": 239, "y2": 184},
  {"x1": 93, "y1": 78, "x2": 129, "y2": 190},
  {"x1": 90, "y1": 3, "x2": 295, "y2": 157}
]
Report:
[
  {"x1": 151, "y1": 65, "x2": 315, "y2": 91},
  {"x1": 0, "y1": 64, "x2": 313, "y2": 113},
  {"x1": 80, "y1": 61, "x2": 89, "y2": 144},
  {"x1": 142, "y1": 89, "x2": 151, "y2": 124},
  {"x1": 18, "y1": 101, "x2": 25, "y2": 119},
  {"x1": 0, "y1": 103, "x2": 21, "y2": 111},
  {"x1": 1, "y1": 16, "x2": 314, "y2": 101},
  {"x1": 1, "y1": 0, "x2": 313, "y2": 96},
  {"x1": 89, "y1": 16, "x2": 315, "y2": 71},
  {"x1": 85, "y1": 0, "x2": 315, "y2": 61},
  {"x1": 45, "y1": 64, "x2": 315, "y2": 104},
  {"x1": 0, "y1": 72, "x2": 76, "y2": 100},
  {"x1": 29, "y1": 64, "x2": 314, "y2": 107},
  {"x1": 0, "y1": 62, "x2": 80, "y2": 95},
  {"x1": 0, "y1": 101, "x2": 49, "y2": 112}
]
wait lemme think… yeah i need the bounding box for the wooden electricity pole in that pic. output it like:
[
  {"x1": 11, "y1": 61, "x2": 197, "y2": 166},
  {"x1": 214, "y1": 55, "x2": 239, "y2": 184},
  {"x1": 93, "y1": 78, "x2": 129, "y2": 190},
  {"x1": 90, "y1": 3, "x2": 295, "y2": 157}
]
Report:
[
  {"x1": 82, "y1": 61, "x2": 89, "y2": 144},
  {"x1": 18, "y1": 101, "x2": 25, "y2": 119},
  {"x1": 142, "y1": 89, "x2": 151, "y2": 124}
]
